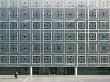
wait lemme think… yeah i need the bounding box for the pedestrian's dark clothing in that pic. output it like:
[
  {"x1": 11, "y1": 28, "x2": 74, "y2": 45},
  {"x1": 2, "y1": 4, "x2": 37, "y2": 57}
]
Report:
[{"x1": 15, "y1": 72, "x2": 18, "y2": 79}]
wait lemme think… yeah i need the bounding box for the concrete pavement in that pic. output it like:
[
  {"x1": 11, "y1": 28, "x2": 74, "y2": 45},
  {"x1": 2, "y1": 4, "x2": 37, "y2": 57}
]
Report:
[{"x1": 0, "y1": 75, "x2": 110, "y2": 82}]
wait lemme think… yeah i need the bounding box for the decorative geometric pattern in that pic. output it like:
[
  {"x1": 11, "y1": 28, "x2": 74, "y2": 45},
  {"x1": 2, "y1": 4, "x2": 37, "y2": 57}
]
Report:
[
  {"x1": 44, "y1": 43, "x2": 51, "y2": 53},
  {"x1": 89, "y1": 43, "x2": 97, "y2": 53},
  {"x1": 0, "y1": 56, "x2": 8, "y2": 63},
  {"x1": 65, "y1": 43, "x2": 76, "y2": 53},
  {"x1": 10, "y1": 56, "x2": 18, "y2": 63},
  {"x1": 32, "y1": 43, "x2": 40, "y2": 53},
  {"x1": 65, "y1": 32, "x2": 76, "y2": 41},
  {"x1": 66, "y1": 56, "x2": 74, "y2": 63},
  {"x1": 10, "y1": 43, "x2": 18, "y2": 53},
  {"x1": 54, "y1": 56, "x2": 63, "y2": 64},
  {"x1": 0, "y1": 0, "x2": 109, "y2": 67},
  {"x1": 0, "y1": 22, "x2": 6, "y2": 29},
  {"x1": 100, "y1": 56, "x2": 108, "y2": 63},
  {"x1": 0, "y1": 43, "x2": 8, "y2": 52},
  {"x1": 65, "y1": 22, "x2": 75, "y2": 29},
  {"x1": 0, "y1": 31, "x2": 7, "y2": 41},
  {"x1": 78, "y1": 56, "x2": 85, "y2": 63},
  {"x1": 33, "y1": 56, "x2": 41, "y2": 63},
  {"x1": 54, "y1": 21, "x2": 63, "y2": 29},
  {"x1": 20, "y1": 56, "x2": 30, "y2": 63},
  {"x1": 87, "y1": 56, "x2": 97, "y2": 63},
  {"x1": 10, "y1": 31, "x2": 18, "y2": 41},
  {"x1": 44, "y1": 56, "x2": 51, "y2": 64},
  {"x1": 52, "y1": 43, "x2": 64, "y2": 53}
]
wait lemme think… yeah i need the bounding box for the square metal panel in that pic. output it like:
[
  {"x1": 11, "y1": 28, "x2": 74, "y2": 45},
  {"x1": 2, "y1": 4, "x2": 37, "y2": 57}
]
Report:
[
  {"x1": 78, "y1": 56, "x2": 86, "y2": 63},
  {"x1": 78, "y1": 33, "x2": 85, "y2": 41},
  {"x1": 43, "y1": 56, "x2": 51, "y2": 64},
  {"x1": 53, "y1": 21, "x2": 63, "y2": 29},
  {"x1": 0, "y1": 43, "x2": 8, "y2": 53},
  {"x1": 99, "y1": 43, "x2": 109, "y2": 53},
  {"x1": 0, "y1": 56, "x2": 8, "y2": 63},
  {"x1": 32, "y1": 43, "x2": 40, "y2": 53},
  {"x1": 44, "y1": 43, "x2": 51, "y2": 53},
  {"x1": 89, "y1": 21, "x2": 97, "y2": 29},
  {"x1": 65, "y1": 9, "x2": 75, "y2": 20},
  {"x1": 32, "y1": 21, "x2": 41, "y2": 29},
  {"x1": 10, "y1": 31, "x2": 18, "y2": 41},
  {"x1": 0, "y1": 9, "x2": 7, "y2": 21},
  {"x1": 65, "y1": 21, "x2": 75, "y2": 29},
  {"x1": 20, "y1": 9, "x2": 30, "y2": 20},
  {"x1": 78, "y1": 21, "x2": 85, "y2": 29},
  {"x1": 9, "y1": 0, "x2": 18, "y2": 7},
  {"x1": 53, "y1": 32, "x2": 64, "y2": 41},
  {"x1": 10, "y1": 21, "x2": 18, "y2": 29},
  {"x1": 20, "y1": 22, "x2": 30, "y2": 29},
  {"x1": 32, "y1": 56, "x2": 41, "y2": 63},
  {"x1": 10, "y1": 43, "x2": 18, "y2": 53},
  {"x1": 89, "y1": 33, "x2": 97, "y2": 41},
  {"x1": 20, "y1": 43, "x2": 30, "y2": 54},
  {"x1": 44, "y1": 9, "x2": 52, "y2": 20},
  {"x1": 65, "y1": 32, "x2": 76, "y2": 41},
  {"x1": 77, "y1": 9, "x2": 85, "y2": 20},
  {"x1": 99, "y1": 33, "x2": 109, "y2": 41},
  {"x1": 0, "y1": 0, "x2": 7, "y2": 8},
  {"x1": 89, "y1": 43, "x2": 97, "y2": 53},
  {"x1": 44, "y1": 32, "x2": 51, "y2": 41},
  {"x1": 9, "y1": 9, "x2": 18, "y2": 20},
  {"x1": 66, "y1": 56, "x2": 75, "y2": 63},
  {"x1": 54, "y1": 9, "x2": 64, "y2": 20},
  {"x1": 87, "y1": 56, "x2": 98, "y2": 63},
  {"x1": 99, "y1": 9, "x2": 109, "y2": 20},
  {"x1": 65, "y1": 43, "x2": 76, "y2": 53},
  {"x1": 20, "y1": 56, "x2": 30, "y2": 63},
  {"x1": 0, "y1": 30, "x2": 7, "y2": 41},
  {"x1": 43, "y1": 21, "x2": 51, "y2": 29},
  {"x1": 32, "y1": 32, "x2": 40, "y2": 41},
  {"x1": 99, "y1": 21, "x2": 109, "y2": 29},
  {"x1": 53, "y1": 56, "x2": 63, "y2": 64},
  {"x1": 89, "y1": 9, "x2": 97, "y2": 20},
  {"x1": 0, "y1": 22, "x2": 7, "y2": 29},
  {"x1": 100, "y1": 56, "x2": 108, "y2": 63},
  {"x1": 10, "y1": 56, "x2": 18, "y2": 63},
  {"x1": 52, "y1": 43, "x2": 64, "y2": 53},
  {"x1": 20, "y1": 31, "x2": 30, "y2": 41},
  {"x1": 78, "y1": 43, "x2": 85, "y2": 53}
]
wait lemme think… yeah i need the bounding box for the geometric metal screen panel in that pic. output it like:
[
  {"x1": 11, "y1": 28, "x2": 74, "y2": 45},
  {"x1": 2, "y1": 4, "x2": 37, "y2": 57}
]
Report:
[{"x1": 0, "y1": 0, "x2": 110, "y2": 67}]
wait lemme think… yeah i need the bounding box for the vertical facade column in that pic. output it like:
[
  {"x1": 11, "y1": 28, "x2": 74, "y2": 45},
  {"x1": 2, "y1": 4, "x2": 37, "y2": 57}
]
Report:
[
  {"x1": 75, "y1": 66, "x2": 77, "y2": 76},
  {"x1": 30, "y1": 67, "x2": 32, "y2": 75}
]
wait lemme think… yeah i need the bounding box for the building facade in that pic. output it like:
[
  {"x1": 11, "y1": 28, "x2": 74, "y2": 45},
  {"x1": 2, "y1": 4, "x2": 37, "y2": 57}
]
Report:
[{"x1": 0, "y1": 0, "x2": 110, "y2": 75}]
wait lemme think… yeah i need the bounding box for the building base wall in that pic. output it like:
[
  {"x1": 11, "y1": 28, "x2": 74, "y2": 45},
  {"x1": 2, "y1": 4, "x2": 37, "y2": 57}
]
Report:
[
  {"x1": 78, "y1": 67, "x2": 110, "y2": 75},
  {"x1": 0, "y1": 67, "x2": 110, "y2": 75}
]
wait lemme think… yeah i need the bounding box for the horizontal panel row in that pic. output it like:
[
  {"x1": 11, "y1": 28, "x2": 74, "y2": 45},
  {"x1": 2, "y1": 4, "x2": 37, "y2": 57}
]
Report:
[
  {"x1": 0, "y1": 21, "x2": 109, "y2": 29},
  {"x1": 0, "y1": 43, "x2": 109, "y2": 53},
  {"x1": 0, "y1": 9, "x2": 109, "y2": 21},
  {"x1": 0, "y1": 0, "x2": 109, "y2": 8},
  {"x1": 0, "y1": 55, "x2": 109, "y2": 64},
  {"x1": 0, "y1": 32, "x2": 109, "y2": 41}
]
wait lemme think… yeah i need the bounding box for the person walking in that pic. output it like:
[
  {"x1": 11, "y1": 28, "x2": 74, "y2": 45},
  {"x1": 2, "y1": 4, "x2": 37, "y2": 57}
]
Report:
[{"x1": 15, "y1": 72, "x2": 18, "y2": 79}]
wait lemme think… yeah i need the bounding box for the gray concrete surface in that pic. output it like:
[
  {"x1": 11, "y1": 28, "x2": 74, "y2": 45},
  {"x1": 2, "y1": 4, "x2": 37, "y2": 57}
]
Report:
[{"x1": 0, "y1": 75, "x2": 110, "y2": 82}]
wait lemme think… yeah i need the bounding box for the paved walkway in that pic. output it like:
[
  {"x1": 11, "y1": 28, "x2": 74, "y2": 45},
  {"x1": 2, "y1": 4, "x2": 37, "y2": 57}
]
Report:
[{"x1": 0, "y1": 75, "x2": 110, "y2": 82}]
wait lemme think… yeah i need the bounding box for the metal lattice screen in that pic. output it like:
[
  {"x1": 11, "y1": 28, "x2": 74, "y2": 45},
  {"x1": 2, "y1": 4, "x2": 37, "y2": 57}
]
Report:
[{"x1": 0, "y1": 0, "x2": 110, "y2": 67}]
